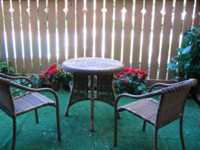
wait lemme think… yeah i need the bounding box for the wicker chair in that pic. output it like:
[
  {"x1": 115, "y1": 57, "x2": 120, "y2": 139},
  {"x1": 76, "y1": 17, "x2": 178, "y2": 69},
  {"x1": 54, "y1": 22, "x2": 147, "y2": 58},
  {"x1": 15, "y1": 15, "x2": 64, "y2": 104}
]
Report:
[
  {"x1": 0, "y1": 74, "x2": 61, "y2": 150},
  {"x1": 114, "y1": 79, "x2": 197, "y2": 150}
]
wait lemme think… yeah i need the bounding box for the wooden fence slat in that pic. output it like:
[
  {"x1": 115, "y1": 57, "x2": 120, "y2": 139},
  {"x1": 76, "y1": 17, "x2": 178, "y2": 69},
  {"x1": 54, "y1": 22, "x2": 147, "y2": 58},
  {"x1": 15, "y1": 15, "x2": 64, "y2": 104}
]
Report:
[
  {"x1": 48, "y1": 0, "x2": 56, "y2": 64},
  {"x1": 122, "y1": 0, "x2": 132, "y2": 66},
  {"x1": 4, "y1": 1, "x2": 16, "y2": 69},
  {"x1": 94, "y1": 0, "x2": 101, "y2": 57},
  {"x1": 104, "y1": 0, "x2": 112, "y2": 59},
  {"x1": 149, "y1": 0, "x2": 162, "y2": 79},
  {"x1": 58, "y1": 0, "x2": 65, "y2": 64},
  {"x1": 76, "y1": 0, "x2": 84, "y2": 58},
  {"x1": 132, "y1": 0, "x2": 143, "y2": 68},
  {"x1": 159, "y1": 0, "x2": 173, "y2": 79},
  {"x1": 39, "y1": 0, "x2": 48, "y2": 70},
  {"x1": 184, "y1": 0, "x2": 195, "y2": 30},
  {"x1": 21, "y1": 0, "x2": 33, "y2": 73},
  {"x1": 0, "y1": 0, "x2": 4, "y2": 59},
  {"x1": 86, "y1": 0, "x2": 93, "y2": 57},
  {"x1": 30, "y1": 0, "x2": 40, "y2": 73},
  {"x1": 168, "y1": 0, "x2": 183, "y2": 79},
  {"x1": 114, "y1": 0, "x2": 123, "y2": 61},
  {"x1": 140, "y1": 0, "x2": 152, "y2": 71},
  {"x1": 195, "y1": 1, "x2": 200, "y2": 24},
  {"x1": 13, "y1": 1, "x2": 23, "y2": 73},
  {"x1": 67, "y1": 0, "x2": 75, "y2": 59}
]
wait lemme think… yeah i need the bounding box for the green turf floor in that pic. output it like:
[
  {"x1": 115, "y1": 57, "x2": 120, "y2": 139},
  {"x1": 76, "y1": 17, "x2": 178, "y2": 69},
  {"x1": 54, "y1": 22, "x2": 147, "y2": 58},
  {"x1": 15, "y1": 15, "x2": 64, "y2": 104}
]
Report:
[{"x1": 0, "y1": 89, "x2": 200, "y2": 150}]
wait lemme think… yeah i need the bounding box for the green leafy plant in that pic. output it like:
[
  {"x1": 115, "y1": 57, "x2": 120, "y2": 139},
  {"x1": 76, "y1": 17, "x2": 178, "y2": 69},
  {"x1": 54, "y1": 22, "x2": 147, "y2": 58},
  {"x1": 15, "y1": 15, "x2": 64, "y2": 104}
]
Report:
[
  {"x1": 168, "y1": 25, "x2": 200, "y2": 79},
  {"x1": 114, "y1": 67, "x2": 147, "y2": 94},
  {"x1": 0, "y1": 59, "x2": 15, "y2": 74}
]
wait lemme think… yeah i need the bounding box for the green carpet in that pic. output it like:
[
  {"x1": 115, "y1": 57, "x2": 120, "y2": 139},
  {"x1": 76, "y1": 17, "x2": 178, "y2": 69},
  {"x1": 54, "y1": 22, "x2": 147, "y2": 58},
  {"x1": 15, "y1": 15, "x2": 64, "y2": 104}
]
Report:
[{"x1": 0, "y1": 90, "x2": 200, "y2": 150}]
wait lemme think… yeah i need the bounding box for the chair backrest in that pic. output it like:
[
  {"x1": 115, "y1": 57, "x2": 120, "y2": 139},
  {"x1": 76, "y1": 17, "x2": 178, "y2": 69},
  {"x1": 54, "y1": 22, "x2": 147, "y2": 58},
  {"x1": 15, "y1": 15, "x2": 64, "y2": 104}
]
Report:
[
  {"x1": 156, "y1": 79, "x2": 197, "y2": 128},
  {"x1": 0, "y1": 77, "x2": 15, "y2": 115}
]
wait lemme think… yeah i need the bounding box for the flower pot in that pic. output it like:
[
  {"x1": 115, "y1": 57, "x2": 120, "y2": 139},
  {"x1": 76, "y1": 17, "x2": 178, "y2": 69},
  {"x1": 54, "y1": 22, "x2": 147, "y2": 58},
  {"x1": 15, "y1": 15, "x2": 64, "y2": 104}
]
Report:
[{"x1": 51, "y1": 82, "x2": 60, "y2": 91}]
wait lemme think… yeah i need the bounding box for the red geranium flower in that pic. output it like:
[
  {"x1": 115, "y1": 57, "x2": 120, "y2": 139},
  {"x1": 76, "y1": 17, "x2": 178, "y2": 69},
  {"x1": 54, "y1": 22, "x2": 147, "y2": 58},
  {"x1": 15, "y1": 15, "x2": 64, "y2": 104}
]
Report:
[
  {"x1": 47, "y1": 64, "x2": 58, "y2": 75},
  {"x1": 123, "y1": 77, "x2": 129, "y2": 84}
]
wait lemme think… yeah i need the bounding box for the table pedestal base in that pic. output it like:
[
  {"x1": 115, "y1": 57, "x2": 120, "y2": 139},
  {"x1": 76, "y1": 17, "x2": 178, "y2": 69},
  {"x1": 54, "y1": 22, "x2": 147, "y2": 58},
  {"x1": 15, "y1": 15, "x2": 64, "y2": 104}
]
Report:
[{"x1": 65, "y1": 73, "x2": 115, "y2": 131}]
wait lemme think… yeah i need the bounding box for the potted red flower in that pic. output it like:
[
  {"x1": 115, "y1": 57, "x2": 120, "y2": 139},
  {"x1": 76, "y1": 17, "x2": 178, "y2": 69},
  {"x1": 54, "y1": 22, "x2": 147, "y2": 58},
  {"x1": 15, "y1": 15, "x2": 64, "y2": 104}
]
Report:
[
  {"x1": 114, "y1": 67, "x2": 147, "y2": 94},
  {"x1": 39, "y1": 64, "x2": 72, "y2": 91}
]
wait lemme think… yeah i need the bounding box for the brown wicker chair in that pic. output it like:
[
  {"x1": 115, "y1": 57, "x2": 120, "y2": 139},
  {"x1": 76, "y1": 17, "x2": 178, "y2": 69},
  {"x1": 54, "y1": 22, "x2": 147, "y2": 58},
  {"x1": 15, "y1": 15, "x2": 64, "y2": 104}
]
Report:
[
  {"x1": 114, "y1": 79, "x2": 197, "y2": 150},
  {"x1": 0, "y1": 74, "x2": 61, "y2": 150}
]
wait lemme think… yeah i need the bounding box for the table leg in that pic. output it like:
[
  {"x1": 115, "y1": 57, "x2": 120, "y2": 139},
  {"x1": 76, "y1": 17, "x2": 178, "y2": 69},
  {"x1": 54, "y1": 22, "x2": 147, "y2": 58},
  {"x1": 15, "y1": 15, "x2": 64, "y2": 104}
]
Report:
[
  {"x1": 65, "y1": 73, "x2": 89, "y2": 116},
  {"x1": 90, "y1": 75, "x2": 95, "y2": 132}
]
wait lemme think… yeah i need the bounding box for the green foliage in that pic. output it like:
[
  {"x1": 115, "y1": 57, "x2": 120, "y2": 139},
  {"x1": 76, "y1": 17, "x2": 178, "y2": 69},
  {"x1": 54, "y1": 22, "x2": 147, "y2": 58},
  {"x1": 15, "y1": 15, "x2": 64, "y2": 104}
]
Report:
[
  {"x1": 168, "y1": 25, "x2": 200, "y2": 79},
  {"x1": 0, "y1": 59, "x2": 15, "y2": 74}
]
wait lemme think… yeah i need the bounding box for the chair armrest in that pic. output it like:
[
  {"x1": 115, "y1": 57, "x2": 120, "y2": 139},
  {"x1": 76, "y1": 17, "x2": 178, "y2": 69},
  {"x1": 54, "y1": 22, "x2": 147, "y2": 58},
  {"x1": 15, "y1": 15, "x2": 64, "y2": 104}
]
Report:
[
  {"x1": 148, "y1": 83, "x2": 173, "y2": 92},
  {"x1": 10, "y1": 81, "x2": 59, "y2": 105},
  {"x1": 115, "y1": 90, "x2": 162, "y2": 106},
  {"x1": 0, "y1": 73, "x2": 33, "y2": 87}
]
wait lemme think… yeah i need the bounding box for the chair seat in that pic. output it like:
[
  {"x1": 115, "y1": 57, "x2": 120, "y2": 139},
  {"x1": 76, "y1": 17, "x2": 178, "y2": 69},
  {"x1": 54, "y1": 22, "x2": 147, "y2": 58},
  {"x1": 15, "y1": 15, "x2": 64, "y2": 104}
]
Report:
[
  {"x1": 118, "y1": 98, "x2": 159, "y2": 124},
  {"x1": 14, "y1": 92, "x2": 55, "y2": 115}
]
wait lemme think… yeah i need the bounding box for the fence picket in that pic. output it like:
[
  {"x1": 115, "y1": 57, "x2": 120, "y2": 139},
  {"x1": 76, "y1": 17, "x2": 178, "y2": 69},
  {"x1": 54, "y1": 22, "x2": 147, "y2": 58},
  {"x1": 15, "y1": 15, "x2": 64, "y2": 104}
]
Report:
[
  {"x1": 57, "y1": 0, "x2": 65, "y2": 64},
  {"x1": 149, "y1": 0, "x2": 162, "y2": 79},
  {"x1": 159, "y1": 0, "x2": 173, "y2": 79},
  {"x1": 140, "y1": 0, "x2": 152, "y2": 71}
]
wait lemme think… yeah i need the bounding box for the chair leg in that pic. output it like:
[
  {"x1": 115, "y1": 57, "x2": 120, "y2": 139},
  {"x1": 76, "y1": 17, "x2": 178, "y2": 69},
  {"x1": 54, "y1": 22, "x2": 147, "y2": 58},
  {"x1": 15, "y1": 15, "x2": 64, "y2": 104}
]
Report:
[
  {"x1": 64, "y1": 94, "x2": 73, "y2": 117},
  {"x1": 55, "y1": 105, "x2": 61, "y2": 142},
  {"x1": 35, "y1": 109, "x2": 39, "y2": 124},
  {"x1": 116, "y1": 111, "x2": 120, "y2": 119},
  {"x1": 64, "y1": 102, "x2": 71, "y2": 117},
  {"x1": 142, "y1": 121, "x2": 146, "y2": 132},
  {"x1": 153, "y1": 128, "x2": 158, "y2": 150},
  {"x1": 114, "y1": 107, "x2": 118, "y2": 147},
  {"x1": 12, "y1": 117, "x2": 16, "y2": 150},
  {"x1": 180, "y1": 117, "x2": 186, "y2": 150}
]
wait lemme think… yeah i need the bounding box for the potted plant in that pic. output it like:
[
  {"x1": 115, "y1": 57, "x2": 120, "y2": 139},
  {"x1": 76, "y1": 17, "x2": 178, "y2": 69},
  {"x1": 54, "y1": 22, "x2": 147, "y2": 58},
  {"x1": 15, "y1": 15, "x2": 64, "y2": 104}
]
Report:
[
  {"x1": 39, "y1": 64, "x2": 72, "y2": 91},
  {"x1": 168, "y1": 25, "x2": 200, "y2": 104},
  {"x1": 114, "y1": 67, "x2": 147, "y2": 94}
]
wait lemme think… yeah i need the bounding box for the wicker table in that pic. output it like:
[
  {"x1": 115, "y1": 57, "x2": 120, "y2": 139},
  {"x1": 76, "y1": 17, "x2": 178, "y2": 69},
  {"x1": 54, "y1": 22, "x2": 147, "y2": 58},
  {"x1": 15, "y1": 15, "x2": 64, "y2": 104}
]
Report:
[{"x1": 62, "y1": 57, "x2": 123, "y2": 131}]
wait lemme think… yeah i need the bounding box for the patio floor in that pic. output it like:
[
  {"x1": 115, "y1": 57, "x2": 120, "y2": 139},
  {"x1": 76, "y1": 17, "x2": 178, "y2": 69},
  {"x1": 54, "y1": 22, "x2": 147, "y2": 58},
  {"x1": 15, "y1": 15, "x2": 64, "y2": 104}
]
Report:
[{"x1": 0, "y1": 90, "x2": 200, "y2": 150}]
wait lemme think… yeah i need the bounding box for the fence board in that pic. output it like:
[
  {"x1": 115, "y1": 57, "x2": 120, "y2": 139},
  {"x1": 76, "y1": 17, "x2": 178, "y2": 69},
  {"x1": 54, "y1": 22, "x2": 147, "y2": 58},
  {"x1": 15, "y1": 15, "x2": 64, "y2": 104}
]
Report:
[
  {"x1": 168, "y1": 0, "x2": 183, "y2": 79},
  {"x1": 95, "y1": 0, "x2": 102, "y2": 57},
  {"x1": 48, "y1": 0, "x2": 56, "y2": 64},
  {"x1": 13, "y1": 1, "x2": 23, "y2": 73},
  {"x1": 58, "y1": 0, "x2": 65, "y2": 64},
  {"x1": 30, "y1": 0, "x2": 40, "y2": 73},
  {"x1": 67, "y1": 0, "x2": 75, "y2": 59},
  {"x1": 196, "y1": 1, "x2": 200, "y2": 24},
  {"x1": 104, "y1": 0, "x2": 112, "y2": 59},
  {"x1": 76, "y1": 0, "x2": 84, "y2": 58},
  {"x1": 149, "y1": 0, "x2": 162, "y2": 79},
  {"x1": 114, "y1": 0, "x2": 123, "y2": 61},
  {"x1": 39, "y1": 0, "x2": 48, "y2": 70},
  {"x1": 122, "y1": 0, "x2": 132, "y2": 66},
  {"x1": 184, "y1": 0, "x2": 195, "y2": 29},
  {"x1": 140, "y1": 0, "x2": 152, "y2": 71},
  {"x1": 21, "y1": 1, "x2": 33, "y2": 73},
  {"x1": 4, "y1": 1, "x2": 16, "y2": 69},
  {"x1": 85, "y1": 0, "x2": 93, "y2": 57},
  {"x1": 0, "y1": 1, "x2": 4, "y2": 59},
  {"x1": 159, "y1": 0, "x2": 173, "y2": 79},
  {"x1": 132, "y1": 0, "x2": 143, "y2": 68}
]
